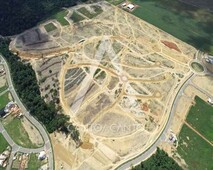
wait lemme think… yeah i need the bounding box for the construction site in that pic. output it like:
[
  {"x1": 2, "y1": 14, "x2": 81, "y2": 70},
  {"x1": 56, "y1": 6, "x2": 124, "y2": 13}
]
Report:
[{"x1": 8, "y1": 1, "x2": 204, "y2": 169}]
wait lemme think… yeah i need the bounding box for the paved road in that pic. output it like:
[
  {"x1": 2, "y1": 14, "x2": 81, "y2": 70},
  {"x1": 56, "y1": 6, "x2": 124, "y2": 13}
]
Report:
[
  {"x1": 0, "y1": 55, "x2": 54, "y2": 170},
  {"x1": 116, "y1": 73, "x2": 195, "y2": 170}
]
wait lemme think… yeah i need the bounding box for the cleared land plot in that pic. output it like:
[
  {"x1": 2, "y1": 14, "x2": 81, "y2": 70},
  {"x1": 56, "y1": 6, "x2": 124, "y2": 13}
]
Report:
[
  {"x1": 186, "y1": 96, "x2": 213, "y2": 142},
  {"x1": 44, "y1": 23, "x2": 57, "y2": 32},
  {"x1": 129, "y1": 0, "x2": 213, "y2": 54},
  {"x1": 3, "y1": 117, "x2": 39, "y2": 148},
  {"x1": 0, "y1": 85, "x2": 7, "y2": 93},
  {"x1": 70, "y1": 11, "x2": 85, "y2": 23},
  {"x1": 107, "y1": 0, "x2": 125, "y2": 5},
  {"x1": 0, "y1": 92, "x2": 10, "y2": 110},
  {"x1": 52, "y1": 10, "x2": 69, "y2": 26},
  {"x1": 0, "y1": 133, "x2": 9, "y2": 153},
  {"x1": 177, "y1": 124, "x2": 213, "y2": 170},
  {"x1": 77, "y1": 6, "x2": 103, "y2": 19}
]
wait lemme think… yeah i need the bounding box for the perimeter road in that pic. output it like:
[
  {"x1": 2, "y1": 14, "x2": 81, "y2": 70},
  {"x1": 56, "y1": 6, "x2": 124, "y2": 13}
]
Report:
[
  {"x1": 116, "y1": 73, "x2": 195, "y2": 170},
  {"x1": 0, "y1": 55, "x2": 54, "y2": 170}
]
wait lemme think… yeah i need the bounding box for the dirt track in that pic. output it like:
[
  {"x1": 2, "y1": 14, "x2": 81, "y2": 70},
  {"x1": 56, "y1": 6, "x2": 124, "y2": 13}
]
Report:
[{"x1": 10, "y1": 1, "x2": 198, "y2": 170}]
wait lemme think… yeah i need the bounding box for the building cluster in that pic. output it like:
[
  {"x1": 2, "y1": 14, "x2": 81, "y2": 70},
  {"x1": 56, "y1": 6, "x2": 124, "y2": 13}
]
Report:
[
  {"x1": 205, "y1": 55, "x2": 213, "y2": 64},
  {"x1": 0, "y1": 101, "x2": 23, "y2": 119},
  {"x1": 121, "y1": 2, "x2": 135, "y2": 11},
  {"x1": 12, "y1": 151, "x2": 47, "y2": 169},
  {"x1": 12, "y1": 153, "x2": 30, "y2": 169},
  {"x1": 0, "y1": 146, "x2": 11, "y2": 168}
]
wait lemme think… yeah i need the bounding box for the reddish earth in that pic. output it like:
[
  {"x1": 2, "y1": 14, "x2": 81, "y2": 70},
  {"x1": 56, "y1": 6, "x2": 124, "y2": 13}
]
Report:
[
  {"x1": 80, "y1": 142, "x2": 94, "y2": 149},
  {"x1": 141, "y1": 103, "x2": 149, "y2": 112},
  {"x1": 161, "y1": 40, "x2": 181, "y2": 52}
]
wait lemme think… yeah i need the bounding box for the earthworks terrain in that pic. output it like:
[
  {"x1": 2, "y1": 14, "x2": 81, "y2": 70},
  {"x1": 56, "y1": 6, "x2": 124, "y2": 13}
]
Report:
[{"x1": 10, "y1": 1, "x2": 197, "y2": 169}]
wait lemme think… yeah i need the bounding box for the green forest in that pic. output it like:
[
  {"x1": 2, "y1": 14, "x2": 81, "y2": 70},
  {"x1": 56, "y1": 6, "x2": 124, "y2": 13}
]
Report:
[
  {"x1": 0, "y1": 0, "x2": 87, "y2": 36},
  {"x1": 132, "y1": 148, "x2": 182, "y2": 170},
  {"x1": 0, "y1": 38, "x2": 76, "y2": 135}
]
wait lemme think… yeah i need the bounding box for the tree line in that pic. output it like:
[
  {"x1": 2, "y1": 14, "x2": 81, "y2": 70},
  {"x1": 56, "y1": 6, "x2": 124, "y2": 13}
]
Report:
[
  {"x1": 0, "y1": 38, "x2": 79, "y2": 142},
  {"x1": 132, "y1": 148, "x2": 182, "y2": 170},
  {"x1": 0, "y1": 0, "x2": 87, "y2": 36}
]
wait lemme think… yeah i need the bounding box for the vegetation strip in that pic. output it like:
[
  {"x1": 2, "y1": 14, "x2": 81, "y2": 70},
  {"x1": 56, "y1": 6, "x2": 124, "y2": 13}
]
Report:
[
  {"x1": 0, "y1": 38, "x2": 78, "y2": 140},
  {"x1": 132, "y1": 148, "x2": 182, "y2": 170}
]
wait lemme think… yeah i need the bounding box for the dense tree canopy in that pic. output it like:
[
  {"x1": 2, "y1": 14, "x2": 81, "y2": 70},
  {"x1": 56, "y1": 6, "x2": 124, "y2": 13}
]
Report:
[
  {"x1": 133, "y1": 148, "x2": 182, "y2": 170},
  {"x1": 0, "y1": 0, "x2": 87, "y2": 36}
]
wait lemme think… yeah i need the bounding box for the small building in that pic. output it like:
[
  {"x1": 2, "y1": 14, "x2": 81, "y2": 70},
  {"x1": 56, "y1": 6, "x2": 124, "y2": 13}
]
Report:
[
  {"x1": 38, "y1": 151, "x2": 46, "y2": 161},
  {"x1": 208, "y1": 98, "x2": 213, "y2": 105},
  {"x1": 0, "y1": 147, "x2": 11, "y2": 168},
  {"x1": 127, "y1": 4, "x2": 135, "y2": 10},
  {"x1": 122, "y1": 3, "x2": 127, "y2": 7},
  {"x1": 0, "y1": 69, "x2": 5, "y2": 76},
  {"x1": 4, "y1": 101, "x2": 15, "y2": 113},
  {"x1": 206, "y1": 55, "x2": 213, "y2": 64}
]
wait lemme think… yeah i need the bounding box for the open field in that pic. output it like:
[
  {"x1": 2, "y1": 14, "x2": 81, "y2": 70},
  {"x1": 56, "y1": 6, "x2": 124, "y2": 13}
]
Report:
[
  {"x1": 28, "y1": 154, "x2": 45, "y2": 170},
  {"x1": 186, "y1": 96, "x2": 213, "y2": 142},
  {"x1": 52, "y1": 10, "x2": 69, "y2": 26},
  {"x1": 77, "y1": 5, "x2": 103, "y2": 19},
  {"x1": 179, "y1": 0, "x2": 213, "y2": 12},
  {"x1": 44, "y1": 23, "x2": 57, "y2": 32},
  {"x1": 0, "y1": 133, "x2": 9, "y2": 153},
  {"x1": 0, "y1": 71, "x2": 8, "y2": 93},
  {"x1": 0, "y1": 92, "x2": 10, "y2": 110},
  {"x1": 161, "y1": 84, "x2": 213, "y2": 170},
  {"x1": 3, "y1": 117, "x2": 42, "y2": 148},
  {"x1": 128, "y1": 0, "x2": 213, "y2": 54},
  {"x1": 177, "y1": 124, "x2": 213, "y2": 170},
  {"x1": 70, "y1": 11, "x2": 85, "y2": 23},
  {"x1": 107, "y1": 0, "x2": 125, "y2": 5},
  {"x1": 0, "y1": 85, "x2": 7, "y2": 94}
]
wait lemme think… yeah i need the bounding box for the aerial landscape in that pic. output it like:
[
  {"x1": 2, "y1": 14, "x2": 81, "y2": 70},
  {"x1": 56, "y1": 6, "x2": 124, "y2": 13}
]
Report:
[{"x1": 0, "y1": 0, "x2": 212, "y2": 170}]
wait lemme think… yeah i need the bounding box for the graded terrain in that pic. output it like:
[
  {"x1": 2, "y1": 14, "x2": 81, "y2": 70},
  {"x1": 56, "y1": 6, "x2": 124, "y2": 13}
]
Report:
[{"x1": 8, "y1": 1, "x2": 206, "y2": 169}]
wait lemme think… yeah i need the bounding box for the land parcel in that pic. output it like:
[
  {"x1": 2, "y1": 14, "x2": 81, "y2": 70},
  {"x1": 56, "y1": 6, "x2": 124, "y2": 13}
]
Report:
[
  {"x1": 128, "y1": 0, "x2": 213, "y2": 54},
  {"x1": 176, "y1": 96, "x2": 213, "y2": 170}
]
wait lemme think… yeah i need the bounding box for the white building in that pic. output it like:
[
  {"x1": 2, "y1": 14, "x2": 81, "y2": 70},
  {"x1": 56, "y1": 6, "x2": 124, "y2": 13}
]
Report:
[
  {"x1": 208, "y1": 98, "x2": 213, "y2": 104},
  {"x1": 127, "y1": 4, "x2": 135, "y2": 10},
  {"x1": 38, "y1": 151, "x2": 46, "y2": 160}
]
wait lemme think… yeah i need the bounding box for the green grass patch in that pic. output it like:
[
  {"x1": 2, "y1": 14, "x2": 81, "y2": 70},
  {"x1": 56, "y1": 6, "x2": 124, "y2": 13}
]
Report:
[
  {"x1": 0, "y1": 167, "x2": 5, "y2": 170},
  {"x1": 91, "y1": 5, "x2": 103, "y2": 15},
  {"x1": 28, "y1": 154, "x2": 45, "y2": 170},
  {"x1": 0, "y1": 84, "x2": 8, "y2": 94},
  {"x1": 70, "y1": 11, "x2": 85, "y2": 23},
  {"x1": 0, "y1": 92, "x2": 10, "y2": 110},
  {"x1": 191, "y1": 62, "x2": 204, "y2": 72},
  {"x1": 186, "y1": 96, "x2": 213, "y2": 142},
  {"x1": 177, "y1": 124, "x2": 213, "y2": 170},
  {"x1": 52, "y1": 10, "x2": 69, "y2": 26},
  {"x1": 77, "y1": 6, "x2": 103, "y2": 19},
  {"x1": 0, "y1": 133, "x2": 9, "y2": 153},
  {"x1": 129, "y1": 0, "x2": 213, "y2": 54},
  {"x1": 96, "y1": 71, "x2": 106, "y2": 80},
  {"x1": 107, "y1": 0, "x2": 125, "y2": 5},
  {"x1": 94, "y1": 68, "x2": 101, "y2": 77},
  {"x1": 3, "y1": 117, "x2": 39, "y2": 148},
  {"x1": 44, "y1": 23, "x2": 57, "y2": 32}
]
